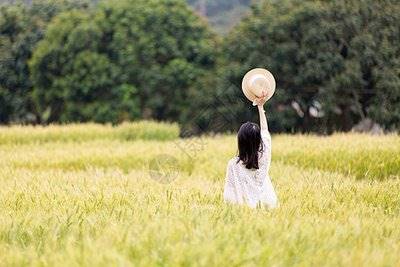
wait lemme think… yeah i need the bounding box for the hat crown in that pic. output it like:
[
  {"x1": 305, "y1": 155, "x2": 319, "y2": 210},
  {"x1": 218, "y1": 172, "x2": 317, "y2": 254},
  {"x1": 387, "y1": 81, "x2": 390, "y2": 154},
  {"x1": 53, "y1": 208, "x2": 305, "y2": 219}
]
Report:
[
  {"x1": 249, "y1": 74, "x2": 269, "y2": 93},
  {"x1": 242, "y1": 68, "x2": 276, "y2": 103}
]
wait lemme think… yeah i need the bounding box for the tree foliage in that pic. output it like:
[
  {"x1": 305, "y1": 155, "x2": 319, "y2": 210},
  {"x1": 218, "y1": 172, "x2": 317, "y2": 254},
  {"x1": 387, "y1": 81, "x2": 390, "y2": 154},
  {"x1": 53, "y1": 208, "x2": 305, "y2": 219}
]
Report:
[
  {"x1": 320, "y1": 0, "x2": 400, "y2": 131},
  {"x1": 1, "y1": 0, "x2": 399, "y2": 133},
  {"x1": 205, "y1": 0, "x2": 400, "y2": 133},
  {"x1": 29, "y1": 0, "x2": 216, "y2": 123},
  {"x1": 0, "y1": 0, "x2": 89, "y2": 123}
]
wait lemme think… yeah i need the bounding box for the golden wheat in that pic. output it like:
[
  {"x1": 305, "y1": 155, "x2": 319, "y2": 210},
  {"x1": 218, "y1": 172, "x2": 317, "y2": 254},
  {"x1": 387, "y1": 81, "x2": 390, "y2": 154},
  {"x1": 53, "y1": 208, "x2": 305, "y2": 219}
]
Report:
[{"x1": 0, "y1": 124, "x2": 399, "y2": 266}]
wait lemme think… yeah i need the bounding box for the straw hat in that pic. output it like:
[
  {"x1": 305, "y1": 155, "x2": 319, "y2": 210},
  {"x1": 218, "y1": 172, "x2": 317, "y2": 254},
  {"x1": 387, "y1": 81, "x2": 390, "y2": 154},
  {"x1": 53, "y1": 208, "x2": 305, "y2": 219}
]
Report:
[{"x1": 242, "y1": 68, "x2": 276, "y2": 104}]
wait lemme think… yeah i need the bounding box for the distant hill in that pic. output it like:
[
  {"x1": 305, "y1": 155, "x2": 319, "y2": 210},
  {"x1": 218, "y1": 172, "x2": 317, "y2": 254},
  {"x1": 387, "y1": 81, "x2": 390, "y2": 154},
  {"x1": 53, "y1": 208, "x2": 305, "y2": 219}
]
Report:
[
  {"x1": 0, "y1": 0, "x2": 254, "y2": 34},
  {"x1": 187, "y1": 0, "x2": 253, "y2": 34}
]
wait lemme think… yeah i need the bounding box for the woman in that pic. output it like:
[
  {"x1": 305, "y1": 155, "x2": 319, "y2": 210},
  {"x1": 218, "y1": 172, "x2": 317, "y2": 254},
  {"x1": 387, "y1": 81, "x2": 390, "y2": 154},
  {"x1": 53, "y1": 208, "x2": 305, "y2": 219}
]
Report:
[{"x1": 223, "y1": 90, "x2": 278, "y2": 209}]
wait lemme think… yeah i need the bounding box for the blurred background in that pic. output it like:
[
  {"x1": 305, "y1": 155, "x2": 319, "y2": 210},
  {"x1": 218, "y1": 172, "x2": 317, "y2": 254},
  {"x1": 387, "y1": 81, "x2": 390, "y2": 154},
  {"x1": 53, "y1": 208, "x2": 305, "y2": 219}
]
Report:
[{"x1": 0, "y1": 0, "x2": 399, "y2": 134}]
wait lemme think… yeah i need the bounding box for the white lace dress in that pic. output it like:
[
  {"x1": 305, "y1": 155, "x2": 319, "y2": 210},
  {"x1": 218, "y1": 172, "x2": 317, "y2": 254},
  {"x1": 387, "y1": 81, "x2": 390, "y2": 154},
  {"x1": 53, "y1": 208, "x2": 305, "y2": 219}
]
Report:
[{"x1": 223, "y1": 129, "x2": 278, "y2": 209}]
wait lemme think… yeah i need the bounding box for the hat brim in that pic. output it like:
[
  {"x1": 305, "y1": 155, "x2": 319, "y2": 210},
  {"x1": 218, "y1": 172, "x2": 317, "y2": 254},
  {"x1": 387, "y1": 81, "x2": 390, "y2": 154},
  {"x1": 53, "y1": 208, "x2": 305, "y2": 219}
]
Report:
[{"x1": 242, "y1": 68, "x2": 276, "y2": 102}]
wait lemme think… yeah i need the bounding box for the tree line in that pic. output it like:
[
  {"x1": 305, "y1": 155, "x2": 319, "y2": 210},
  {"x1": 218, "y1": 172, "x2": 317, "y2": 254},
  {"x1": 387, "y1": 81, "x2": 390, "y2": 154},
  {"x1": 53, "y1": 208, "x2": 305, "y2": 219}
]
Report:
[{"x1": 1, "y1": 0, "x2": 399, "y2": 133}]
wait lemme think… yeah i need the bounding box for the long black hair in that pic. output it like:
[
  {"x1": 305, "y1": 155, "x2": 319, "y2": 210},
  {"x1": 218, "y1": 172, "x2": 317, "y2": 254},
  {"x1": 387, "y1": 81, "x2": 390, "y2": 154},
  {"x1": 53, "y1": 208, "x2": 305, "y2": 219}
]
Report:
[{"x1": 237, "y1": 122, "x2": 263, "y2": 169}]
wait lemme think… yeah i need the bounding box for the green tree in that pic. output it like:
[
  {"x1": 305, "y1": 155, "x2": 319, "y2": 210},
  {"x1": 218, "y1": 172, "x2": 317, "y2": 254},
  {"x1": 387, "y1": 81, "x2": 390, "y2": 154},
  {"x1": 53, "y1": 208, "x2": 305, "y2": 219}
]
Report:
[
  {"x1": 0, "y1": 0, "x2": 90, "y2": 123},
  {"x1": 210, "y1": 0, "x2": 400, "y2": 133},
  {"x1": 30, "y1": 10, "x2": 138, "y2": 123},
  {"x1": 319, "y1": 0, "x2": 400, "y2": 131},
  {"x1": 193, "y1": 0, "x2": 329, "y2": 133},
  {"x1": 30, "y1": 0, "x2": 216, "y2": 123}
]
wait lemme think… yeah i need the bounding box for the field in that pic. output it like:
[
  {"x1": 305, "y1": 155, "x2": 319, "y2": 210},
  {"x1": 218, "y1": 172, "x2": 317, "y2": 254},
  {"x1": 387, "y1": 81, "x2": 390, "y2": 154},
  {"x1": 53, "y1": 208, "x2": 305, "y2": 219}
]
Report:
[{"x1": 0, "y1": 123, "x2": 399, "y2": 266}]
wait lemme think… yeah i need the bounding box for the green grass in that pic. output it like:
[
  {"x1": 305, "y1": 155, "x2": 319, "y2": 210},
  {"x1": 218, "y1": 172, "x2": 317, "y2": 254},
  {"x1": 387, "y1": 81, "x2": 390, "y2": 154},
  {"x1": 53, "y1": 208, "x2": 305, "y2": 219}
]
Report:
[
  {"x1": 0, "y1": 121, "x2": 179, "y2": 145},
  {"x1": 0, "y1": 124, "x2": 399, "y2": 266},
  {"x1": 273, "y1": 134, "x2": 400, "y2": 180}
]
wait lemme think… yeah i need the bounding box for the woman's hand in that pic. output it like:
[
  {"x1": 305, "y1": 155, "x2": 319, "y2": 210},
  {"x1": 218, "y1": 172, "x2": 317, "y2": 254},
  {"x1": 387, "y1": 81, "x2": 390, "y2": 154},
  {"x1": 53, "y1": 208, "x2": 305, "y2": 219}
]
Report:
[{"x1": 254, "y1": 90, "x2": 268, "y2": 107}]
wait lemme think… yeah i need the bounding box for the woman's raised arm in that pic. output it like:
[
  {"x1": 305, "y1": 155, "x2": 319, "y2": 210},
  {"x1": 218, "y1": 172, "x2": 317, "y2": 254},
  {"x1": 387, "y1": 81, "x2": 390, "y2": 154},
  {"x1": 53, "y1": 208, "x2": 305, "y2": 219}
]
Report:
[
  {"x1": 254, "y1": 90, "x2": 269, "y2": 131},
  {"x1": 258, "y1": 105, "x2": 268, "y2": 131}
]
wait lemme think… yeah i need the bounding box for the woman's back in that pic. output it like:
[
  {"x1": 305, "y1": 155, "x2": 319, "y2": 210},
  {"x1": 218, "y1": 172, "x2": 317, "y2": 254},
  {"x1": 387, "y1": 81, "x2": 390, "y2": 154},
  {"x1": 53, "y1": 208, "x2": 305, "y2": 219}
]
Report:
[{"x1": 223, "y1": 128, "x2": 278, "y2": 208}]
